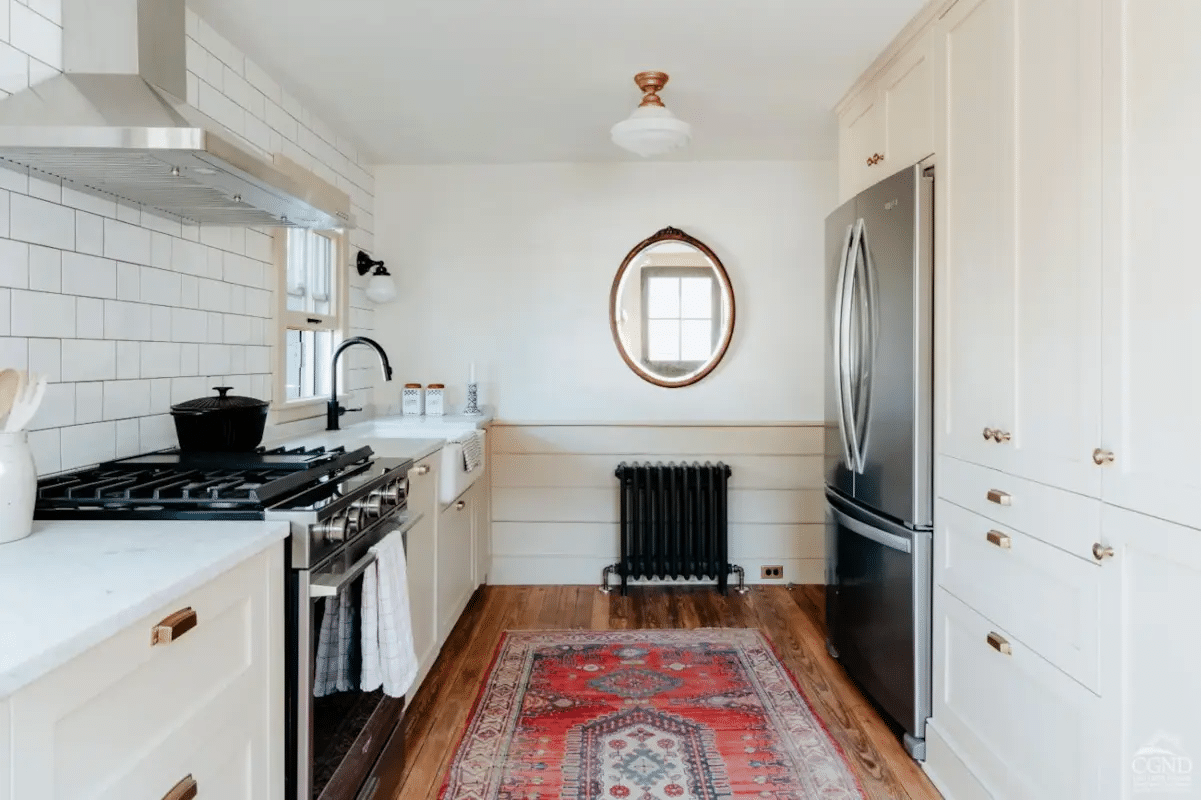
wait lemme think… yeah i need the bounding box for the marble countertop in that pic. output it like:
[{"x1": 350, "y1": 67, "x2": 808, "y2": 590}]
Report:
[
  {"x1": 0, "y1": 520, "x2": 288, "y2": 699},
  {"x1": 265, "y1": 408, "x2": 493, "y2": 461}
]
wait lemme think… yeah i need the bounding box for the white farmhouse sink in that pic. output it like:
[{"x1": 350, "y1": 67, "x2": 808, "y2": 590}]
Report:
[{"x1": 440, "y1": 430, "x2": 486, "y2": 505}]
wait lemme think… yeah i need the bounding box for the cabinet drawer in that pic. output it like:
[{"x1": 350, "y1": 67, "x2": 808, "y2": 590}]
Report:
[
  {"x1": 10, "y1": 546, "x2": 278, "y2": 800},
  {"x1": 407, "y1": 455, "x2": 438, "y2": 519},
  {"x1": 938, "y1": 455, "x2": 1100, "y2": 560},
  {"x1": 933, "y1": 588, "x2": 1103, "y2": 800},
  {"x1": 936, "y1": 500, "x2": 1103, "y2": 691}
]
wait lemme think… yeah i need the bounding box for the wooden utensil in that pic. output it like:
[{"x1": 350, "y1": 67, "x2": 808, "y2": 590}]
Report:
[
  {"x1": 0, "y1": 369, "x2": 23, "y2": 426},
  {"x1": 4, "y1": 373, "x2": 45, "y2": 433}
]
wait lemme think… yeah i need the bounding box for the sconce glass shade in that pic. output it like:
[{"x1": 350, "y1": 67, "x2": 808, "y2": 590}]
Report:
[
  {"x1": 366, "y1": 273, "x2": 397, "y2": 303},
  {"x1": 611, "y1": 104, "x2": 692, "y2": 158}
]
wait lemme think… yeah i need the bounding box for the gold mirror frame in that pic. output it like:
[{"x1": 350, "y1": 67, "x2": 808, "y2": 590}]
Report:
[{"x1": 609, "y1": 227, "x2": 736, "y2": 388}]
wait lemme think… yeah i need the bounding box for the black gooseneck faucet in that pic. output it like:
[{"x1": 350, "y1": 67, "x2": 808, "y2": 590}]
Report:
[{"x1": 327, "y1": 336, "x2": 394, "y2": 431}]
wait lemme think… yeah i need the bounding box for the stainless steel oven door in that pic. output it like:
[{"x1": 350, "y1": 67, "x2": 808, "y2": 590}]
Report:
[{"x1": 293, "y1": 511, "x2": 421, "y2": 800}]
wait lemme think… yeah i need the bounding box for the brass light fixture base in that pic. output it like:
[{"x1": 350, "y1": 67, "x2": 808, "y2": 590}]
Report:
[{"x1": 633, "y1": 71, "x2": 670, "y2": 107}]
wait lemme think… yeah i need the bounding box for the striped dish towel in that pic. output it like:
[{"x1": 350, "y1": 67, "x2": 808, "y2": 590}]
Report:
[
  {"x1": 360, "y1": 529, "x2": 418, "y2": 698},
  {"x1": 313, "y1": 589, "x2": 354, "y2": 697},
  {"x1": 459, "y1": 432, "x2": 483, "y2": 473}
]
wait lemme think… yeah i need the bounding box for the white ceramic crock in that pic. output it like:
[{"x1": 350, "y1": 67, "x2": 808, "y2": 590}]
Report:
[{"x1": 0, "y1": 431, "x2": 36, "y2": 544}]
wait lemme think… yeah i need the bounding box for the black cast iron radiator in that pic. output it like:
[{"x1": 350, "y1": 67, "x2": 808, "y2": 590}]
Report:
[{"x1": 603, "y1": 461, "x2": 744, "y2": 596}]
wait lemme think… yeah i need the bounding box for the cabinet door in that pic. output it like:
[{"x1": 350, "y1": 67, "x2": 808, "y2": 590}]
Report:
[
  {"x1": 1098, "y1": 505, "x2": 1201, "y2": 799},
  {"x1": 883, "y1": 44, "x2": 934, "y2": 171},
  {"x1": 839, "y1": 95, "x2": 887, "y2": 201},
  {"x1": 472, "y1": 476, "x2": 490, "y2": 587},
  {"x1": 407, "y1": 455, "x2": 439, "y2": 689},
  {"x1": 935, "y1": 0, "x2": 1104, "y2": 496},
  {"x1": 1100, "y1": 0, "x2": 1201, "y2": 529},
  {"x1": 437, "y1": 494, "x2": 474, "y2": 642}
]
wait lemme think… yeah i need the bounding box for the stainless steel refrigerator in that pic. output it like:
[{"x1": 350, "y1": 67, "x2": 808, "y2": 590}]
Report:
[{"x1": 824, "y1": 162, "x2": 934, "y2": 760}]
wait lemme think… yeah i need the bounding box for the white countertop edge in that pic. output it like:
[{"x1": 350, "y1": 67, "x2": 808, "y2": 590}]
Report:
[
  {"x1": 0, "y1": 522, "x2": 289, "y2": 699},
  {"x1": 486, "y1": 419, "x2": 822, "y2": 428}
]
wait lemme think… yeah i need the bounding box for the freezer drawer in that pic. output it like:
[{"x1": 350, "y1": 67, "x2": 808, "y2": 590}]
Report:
[{"x1": 825, "y1": 490, "x2": 931, "y2": 750}]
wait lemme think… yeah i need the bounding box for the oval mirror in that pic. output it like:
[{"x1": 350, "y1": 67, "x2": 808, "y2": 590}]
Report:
[{"x1": 610, "y1": 227, "x2": 735, "y2": 387}]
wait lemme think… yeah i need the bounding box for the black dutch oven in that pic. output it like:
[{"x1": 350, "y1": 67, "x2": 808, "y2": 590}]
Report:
[{"x1": 171, "y1": 386, "x2": 269, "y2": 452}]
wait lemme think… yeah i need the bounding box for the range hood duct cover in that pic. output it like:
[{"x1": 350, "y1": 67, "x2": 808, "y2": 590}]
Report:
[{"x1": 0, "y1": 0, "x2": 353, "y2": 228}]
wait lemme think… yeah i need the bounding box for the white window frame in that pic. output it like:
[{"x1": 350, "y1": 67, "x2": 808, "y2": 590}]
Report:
[{"x1": 273, "y1": 228, "x2": 350, "y2": 424}]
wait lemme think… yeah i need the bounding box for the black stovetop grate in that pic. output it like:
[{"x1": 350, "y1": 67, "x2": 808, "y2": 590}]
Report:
[{"x1": 34, "y1": 444, "x2": 375, "y2": 519}]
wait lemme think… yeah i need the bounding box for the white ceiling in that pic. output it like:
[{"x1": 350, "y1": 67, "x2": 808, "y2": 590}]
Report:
[{"x1": 189, "y1": 0, "x2": 924, "y2": 165}]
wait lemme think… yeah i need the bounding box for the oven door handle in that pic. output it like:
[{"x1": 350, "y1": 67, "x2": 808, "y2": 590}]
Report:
[{"x1": 309, "y1": 512, "x2": 423, "y2": 598}]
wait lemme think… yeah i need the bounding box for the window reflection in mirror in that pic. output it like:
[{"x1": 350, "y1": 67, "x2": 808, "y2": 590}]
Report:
[{"x1": 611, "y1": 228, "x2": 735, "y2": 387}]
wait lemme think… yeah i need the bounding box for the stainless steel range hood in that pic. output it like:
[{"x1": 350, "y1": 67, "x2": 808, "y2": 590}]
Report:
[{"x1": 0, "y1": 0, "x2": 353, "y2": 228}]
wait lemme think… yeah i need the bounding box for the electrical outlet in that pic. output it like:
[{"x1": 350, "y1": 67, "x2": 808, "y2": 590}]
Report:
[{"x1": 760, "y1": 565, "x2": 783, "y2": 579}]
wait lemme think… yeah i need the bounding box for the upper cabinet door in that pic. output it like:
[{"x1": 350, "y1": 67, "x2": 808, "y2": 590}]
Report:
[
  {"x1": 1100, "y1": 0, "x2": 1201, "y2": 529},
  {"x1": 934, "y1": 0, "x2": 1018, "y2": 474},
  {"x1": 883, "y1": 45, "x2": 934, "y2": 172},
  {"x1": 839, "y1": 95, "x2": 887, "y2": 202},
  {"x1": 936, "y1": 0, "x2": 1105, "y2": 497}
]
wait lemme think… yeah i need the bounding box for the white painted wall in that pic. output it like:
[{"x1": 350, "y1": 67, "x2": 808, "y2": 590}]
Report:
[
  {"x1": 0, "y1": 3, "x2": 378, "y2": 474},
  {"x1": 372, "y1": 161, "x2": 834, "y2": 423}
]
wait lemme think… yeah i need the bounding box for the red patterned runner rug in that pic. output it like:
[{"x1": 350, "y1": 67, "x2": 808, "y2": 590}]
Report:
[{"x1": 439, "y1": 629, "x2": 866, "y2": 799}]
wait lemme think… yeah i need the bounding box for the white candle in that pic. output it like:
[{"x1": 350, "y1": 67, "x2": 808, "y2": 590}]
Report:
[{"x1": 469, "y1": 361, "x2": 476, "y2": 383}]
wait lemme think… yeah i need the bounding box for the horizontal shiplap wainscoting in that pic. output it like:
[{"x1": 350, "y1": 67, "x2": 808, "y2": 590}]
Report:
[{"x1": 489, "y1": 424, "x2": 826, "y2": 586}]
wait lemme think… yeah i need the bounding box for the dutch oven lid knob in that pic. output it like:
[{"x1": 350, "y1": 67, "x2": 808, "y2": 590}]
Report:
[{"x1": 214, "y1": 387, "x2": 232, "y2": 397}]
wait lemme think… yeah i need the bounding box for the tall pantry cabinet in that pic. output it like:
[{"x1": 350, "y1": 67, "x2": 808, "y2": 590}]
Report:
[{"x1": 836, "y1": 1, "x2": 1201, "y2": 798}]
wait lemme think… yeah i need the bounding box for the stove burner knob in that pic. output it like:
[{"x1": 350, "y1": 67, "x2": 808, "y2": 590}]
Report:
[
  {"x1": 315, "y1": 509, "x2": 362, "y2": 544},
  {"x1": 379, "y1": 478, "x2": 406, "y2": 505},
  {"x1": 354, "y1": 493, "x2": 386, "y2": 519}
]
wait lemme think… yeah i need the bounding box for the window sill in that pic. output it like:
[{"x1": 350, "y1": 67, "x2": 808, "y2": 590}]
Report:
[{"x1": 271, "y1": 395, "x2": 348, "y2": 426}]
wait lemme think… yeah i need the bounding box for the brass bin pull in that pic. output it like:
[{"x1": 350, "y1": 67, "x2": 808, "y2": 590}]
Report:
[
  {"x1": 986, "y1": 530, "x2": 1012, "y2": 549},
  {"x1": 415, "y1": 464, "x2": 430, "y2": 476},
  {"x1": 151, "y1": 607, "x2": 198, "y2": 646},
  {"x1": 1093, "y1": 448, "x2": 1115, "y2": 466},
  {"x1": 1092, "y1": 542, "x2": 1115, "y2": 561},
  {"x1": 994, "y1": 430, "x2": 1012, "y2": 443},
  {"x1": 455, "y1": 500, "x2": 466, "y2": 510},
  {"x1": 986, "y1": 489, "x2": 1012, "y2": 506},
  {"x1": 986, "y1": 632, "x2": 1012, "y2": 655},
  {"x1": 162, "y1": 775, "x2": 198, "y2": 800}
]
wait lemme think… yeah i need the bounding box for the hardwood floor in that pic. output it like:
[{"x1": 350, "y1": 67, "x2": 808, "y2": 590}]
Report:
[{"x1": 393, "y1": 585, "x2": 942, "y2": 800}]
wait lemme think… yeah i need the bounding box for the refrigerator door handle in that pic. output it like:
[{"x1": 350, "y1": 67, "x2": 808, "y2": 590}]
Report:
[
  {"x1": 839, "y1": 226, "x2": 861, "y2": 472},
  {"x1": 830, "y1": 503, "x2": 914, "y2": 554},
  {"x1": 832, "y1": 223, "x2": 856, "y2": 470},
  {"x1": 852, "y1": 219, "x2": 879, "y2": 474}
]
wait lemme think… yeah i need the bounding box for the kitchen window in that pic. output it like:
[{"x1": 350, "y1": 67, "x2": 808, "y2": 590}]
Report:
[{"x1": 275, "y1": 228, "x2": 348, "y2": 418}]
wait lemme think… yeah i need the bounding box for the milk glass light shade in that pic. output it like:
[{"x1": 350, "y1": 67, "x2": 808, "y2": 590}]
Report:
[
  {"x1": 366, "y1": 272, "x2": 397, "y2": 303},
  {"x1": 611, "y1": 71, "x2": 692, "y2": 158}
]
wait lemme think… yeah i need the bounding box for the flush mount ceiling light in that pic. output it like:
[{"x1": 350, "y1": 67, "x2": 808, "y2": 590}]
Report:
[{"x1": 611, "y1": 71, "x2": 692, "y2": 158}]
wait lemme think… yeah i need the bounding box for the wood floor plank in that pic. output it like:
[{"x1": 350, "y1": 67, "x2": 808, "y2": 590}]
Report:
[{"x1": 390, "y1": 586, "x2": 942, "y2": 800}]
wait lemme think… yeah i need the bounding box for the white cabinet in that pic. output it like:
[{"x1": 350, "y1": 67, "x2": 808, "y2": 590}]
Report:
[
  {"x1": 437, "y1": 482, "x2": 479, "y2": 642},
  {"x1": 935, "y1": 0, "x2": 1104, "y2": 497},
  {"x1": 7, "y1": 545, "x2": 283, "y2": 800},
  {"x1": 406, "y1": 453, "x2": 439, "y2": 691},
  {"x1": 0, "y1": 698, "x2": 8, "y2": 800},
  {"x1": 1099, "y1": 0, "x2": 1201, "y2": 531},
  {"x1": 837, "y1": 34, "x2": 935, "y2": 202},
  {"x1": 932, "y1": 588, "x2": 1104, "y2": 800},
  {"x1": 1097, "y1": 505, "x2": 1201, "y2": 798}
]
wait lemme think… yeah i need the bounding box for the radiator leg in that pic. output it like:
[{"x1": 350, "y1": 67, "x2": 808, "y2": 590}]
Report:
[
  {"x1": 732, "y1": 565, "x2": 749, "y2": 595},
  {"x1": 600, "y1": 564, "x2": 615, "y2": 594}
]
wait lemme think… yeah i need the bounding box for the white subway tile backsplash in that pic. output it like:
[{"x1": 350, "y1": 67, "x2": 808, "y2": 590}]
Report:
[
  {"x1": 116, "y1": 261, "x2": 140, "y2": 301},
  {"x1": 0, "y1": 337, "x2": 28, "y2": 370},
  {"x1": 10, "y1": 194, "x2": 73, "y2": 250},
  {"x1": 150, "y1": 232, "x2": 173, "y2": 269},
  {"x1": 198, "y1": 278, "x2": 230, "y2": 312},
  {"x1": 74, "y1": 381, "x2": 102, "y2": 424},
  {"x1": 74, "y1": 211, "x2": 104, "y2": 255},
  {"x1": 139, "y1": 413, "x2": 175, "y2": 452},
  {"x1": 115, "y1": 202, "x2": 140, "y2": 225},
  {"x1": 0, "y1": 238, "x2": 28, "y2": 288},
  {"x1": 61, "y1": 186, "x2": 115, "y2": 219},
  {"x1": 172, "y1": 308, "x2": 207, "y2": 343},
  {"x1": 171, "y1": 376, "x2": 207, "y2": 404},
  {"x1": 140, "y1": 342, "x2": 181, "y2": 379},
  {"x1": 179, "y1": 343, "x2": 199, "y2": 376},
  {"x1": 115, "y1": 340, "x2": 140, "y2": 380},
  {"x1": 0, "y1": 290, "x2": 8, "y2": 335},
  {"x1": 10, "y1": 289, "x2": 74, "y2": 337},
  {"x1": 103, "y1": 299, "x2": 152, "y2": 341},
  {"x1": 27, "y1": 337, "x2": 59, "y2": 381},
  {"x1": 10, "y1": 3, "x2": 61, "y2": 69},
  {"x1": 115, "y1": 417, "x2": 140, "y2": 458},
  {"x1": 29, "y1": 381, "x2": 73, "y2": 429},
  {"x1": 62, "y1": 340, "x2": 116, "y2": 382},
  {"x1": 150, "y1": 378, "x2": 171, "y2": 413},
  {"x1": 0, "y1": 42, "x2": 29, "y2": 95},
  {"x1": 206, "y1": 311, "x2": 223, "y2": 343},
  {"x1": 104, "y1": 219, "x2": 152, "y2": 265},
  {"x1": 179, "y1": 274, "x2": 198, "y2": 307},
  {"x1": 140, "y1": 267, "x2": 182, "y2": 306},
  {"x1": 26, "y1": 245, "x2": 60, "y2": 292},
  {"x1": 103, "y1": 379, "x2": 152, "y2": 420},
  {"x1": 223, "y1": 314, "x2": 251, "y2": 345},
  {"x1": 76, "y1": 296, "x2": 103, "y2": 339},
  {"x1": 61, "y1": 252, "x2": 116, "y2": 298},
  {"x1": 61, "y1": 421, "x2": 116, "y2": 471},
  {"x1": 199, "y1": 343, "x2": 231, "y2": 375},
  {"x1": 151, "y1": 305, "x2": 171, "y2": 341},
  {"x1": 28, "y1": 174, "x2": 61, "y2": 204},
  {"x1": 205, "y1": 247, "x2": 223, "y2": 279},
  {"x1": 27, "y1": 428, "x2": 60, "y2": 474}
]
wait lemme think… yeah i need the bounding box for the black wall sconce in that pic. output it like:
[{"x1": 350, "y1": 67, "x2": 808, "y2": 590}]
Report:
[{"x1": 356, "y1": 250, "x2": 397, "y2": 303}]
